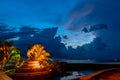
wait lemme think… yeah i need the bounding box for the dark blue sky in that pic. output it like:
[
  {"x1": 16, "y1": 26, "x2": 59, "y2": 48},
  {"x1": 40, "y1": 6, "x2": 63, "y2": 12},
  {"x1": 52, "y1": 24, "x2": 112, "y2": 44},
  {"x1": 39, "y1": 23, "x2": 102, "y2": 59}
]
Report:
[{"x1": 0, "y1": 0, "x2": 120, "y2": 61}]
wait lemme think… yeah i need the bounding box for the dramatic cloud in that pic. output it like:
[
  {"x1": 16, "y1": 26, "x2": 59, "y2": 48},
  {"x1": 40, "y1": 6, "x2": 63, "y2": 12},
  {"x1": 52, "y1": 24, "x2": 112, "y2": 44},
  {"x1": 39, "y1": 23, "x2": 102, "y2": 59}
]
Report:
[
  {"x1": 62, "y1": 35, "x2": 68, "y2": 39},
  {"x1": 0, "y1": 24, "x2": 119, "y2": 60},
  {"x1": 0, "y1": 0, "x2": 120, "y2": 61},
  {"x1": 63, "y1": 2, "x2": 94, "y2": 31},
  {"x1": 89, "y1": 24, "x2": 108, "y2": 32},
  {"x1": 62, "y1": 0, "x2": 120, "y2": 34},
  {"x1": 82, "y1": 24, "x2": 108, "y2": 33},
  {"x1": 82, "y1": 27, "x2": 89, "y2": 33},
  {"x1": 0, "y1": 23, "x2": 11, "y2": 32}
]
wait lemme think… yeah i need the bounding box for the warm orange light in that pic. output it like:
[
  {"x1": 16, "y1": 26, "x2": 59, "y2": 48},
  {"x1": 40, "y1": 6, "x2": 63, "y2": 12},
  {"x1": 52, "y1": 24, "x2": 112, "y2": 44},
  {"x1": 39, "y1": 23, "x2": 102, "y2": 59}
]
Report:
[
  {"x1": 29, "y1": 61, "x2": 40, "y2": 68},
  {"x1": 27, "y1": 44, "x2": 50, "y2": 61},
  {"x1": 26, "y1": 44, "x2": 50, "y2": 70}
]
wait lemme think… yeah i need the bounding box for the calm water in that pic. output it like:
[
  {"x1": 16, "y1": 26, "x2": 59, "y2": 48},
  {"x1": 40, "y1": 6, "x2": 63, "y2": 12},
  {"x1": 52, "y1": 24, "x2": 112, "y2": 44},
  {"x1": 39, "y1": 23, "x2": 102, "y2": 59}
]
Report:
[{"x1": 54, "y1": 70, "x2": 96, "y2": 80}]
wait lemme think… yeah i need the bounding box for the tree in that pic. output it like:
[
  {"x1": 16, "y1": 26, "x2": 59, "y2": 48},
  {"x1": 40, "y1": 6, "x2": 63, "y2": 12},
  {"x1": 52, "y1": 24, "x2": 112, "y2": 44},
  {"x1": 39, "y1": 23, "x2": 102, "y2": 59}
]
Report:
[
  {"x1": 27, "y1": 44, "x2": 50, "y2": 69},
  {"x1": 27, "y1": 44, "x2": 50, "y2": 61},
  {"x1": 0, "y1": 40, "x2": 13, "y2": 70},
  {"x1": 9, "y1": 48, "x2": 21, "y2": 68}
]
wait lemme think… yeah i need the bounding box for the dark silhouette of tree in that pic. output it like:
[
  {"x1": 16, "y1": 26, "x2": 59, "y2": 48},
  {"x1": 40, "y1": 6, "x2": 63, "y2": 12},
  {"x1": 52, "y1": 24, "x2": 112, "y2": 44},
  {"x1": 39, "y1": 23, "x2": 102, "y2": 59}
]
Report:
[{"x1": 0, "y1": 40, "x2": 14, "y2": 70}]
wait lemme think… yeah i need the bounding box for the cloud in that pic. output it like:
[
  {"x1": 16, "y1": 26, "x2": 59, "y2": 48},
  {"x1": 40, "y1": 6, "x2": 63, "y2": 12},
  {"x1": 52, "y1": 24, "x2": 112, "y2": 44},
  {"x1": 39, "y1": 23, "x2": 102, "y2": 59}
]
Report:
[
  {"x1": 89, "y1": 24, "x2": 108, "y2": 32},
  {"x1": 0, "y1": 23, "x2": 18, "y2": 40},
  {"x1": 0, "y1": 24, "x2": 119, "y2": 60},
  {"x1": 13, "y1": 27, "x2": 60, "y2": 57},
  {"x1": 19, "y1": 26, "x2": 41, "y2": 34},
  {"x1": 19, "y1": 26, "x2": 40, "y2": 32},
  {"x1": 63, "y1": 2, "x2": 94, "y2": 31},
  {"x1": 82, "y1": 27, "x2": 89, "y2": 33},
  {"x1": 0, "y1": 25, "x2": 92, "y2": 59},
  {"x1": 82, "y1": 24, "x2": 108, "y2": 33},
  {"x1": 62, "y1": 0, "x2": 120, "y2": 34},
  {"x1": 0, "y1": 0, "x2": 120, "y2": 60},
  {"x1": 0, "y1": 23, "x2": 11, "y2": 32},
  {"x1": 62, "y1": 35, "x2": 68, "y2": 39},
  {"x1": 91, "y1": 37, "x2": 107, "y2": 51}
]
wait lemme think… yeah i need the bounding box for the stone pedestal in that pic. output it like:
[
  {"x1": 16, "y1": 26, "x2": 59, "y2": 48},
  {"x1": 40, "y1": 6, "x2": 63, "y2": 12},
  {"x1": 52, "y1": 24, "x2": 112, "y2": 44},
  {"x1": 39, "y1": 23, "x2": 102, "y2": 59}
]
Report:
[{"x1": 8, "y1": 60, "x2": 53, "y2": 80}]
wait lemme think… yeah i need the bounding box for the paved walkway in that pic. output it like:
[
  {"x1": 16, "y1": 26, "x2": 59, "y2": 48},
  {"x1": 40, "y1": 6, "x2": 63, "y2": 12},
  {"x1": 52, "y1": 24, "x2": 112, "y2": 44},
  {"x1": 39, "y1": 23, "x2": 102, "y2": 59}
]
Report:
[
  {"x1": 72, "y1": 68, "x2": 120, "y2": 80},
  {"x1": 0, "y1": 71, "x2": 12, "y2": 80},
  {"x1": 80, "y1": 68, "x2": 120, "y2": 80}
]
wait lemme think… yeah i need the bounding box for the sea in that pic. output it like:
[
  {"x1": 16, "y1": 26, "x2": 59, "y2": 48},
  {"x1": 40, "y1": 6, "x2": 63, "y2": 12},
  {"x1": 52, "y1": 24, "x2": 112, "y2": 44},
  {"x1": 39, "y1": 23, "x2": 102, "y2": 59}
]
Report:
[
  {"x1": 53, "y1": 59, "x2": 119, "y2": 80},
  {"x1": 54, "y1": 70, "x2": 96, "y2": 80}
]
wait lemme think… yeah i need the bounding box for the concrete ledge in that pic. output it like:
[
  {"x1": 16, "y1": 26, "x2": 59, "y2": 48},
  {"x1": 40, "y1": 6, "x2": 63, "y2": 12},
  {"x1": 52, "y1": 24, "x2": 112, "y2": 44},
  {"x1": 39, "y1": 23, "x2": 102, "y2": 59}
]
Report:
[{"x1": 0, "y1": 71, "x2": 13, "y2": 80}]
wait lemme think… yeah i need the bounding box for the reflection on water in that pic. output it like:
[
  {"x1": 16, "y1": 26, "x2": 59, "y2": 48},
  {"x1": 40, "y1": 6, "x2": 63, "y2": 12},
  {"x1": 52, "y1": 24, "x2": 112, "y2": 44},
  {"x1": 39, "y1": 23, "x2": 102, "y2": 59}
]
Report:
[{"x1": 54, "y1": 70, "x2": 96, "y2": 80}]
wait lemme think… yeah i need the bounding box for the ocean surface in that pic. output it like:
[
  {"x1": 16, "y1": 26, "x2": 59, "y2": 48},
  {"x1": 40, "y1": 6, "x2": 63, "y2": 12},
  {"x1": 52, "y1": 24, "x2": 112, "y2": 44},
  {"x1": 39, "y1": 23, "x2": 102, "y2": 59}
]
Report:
[{"x1": 54, "y1": 70, "x2": 96, "y2": 80}]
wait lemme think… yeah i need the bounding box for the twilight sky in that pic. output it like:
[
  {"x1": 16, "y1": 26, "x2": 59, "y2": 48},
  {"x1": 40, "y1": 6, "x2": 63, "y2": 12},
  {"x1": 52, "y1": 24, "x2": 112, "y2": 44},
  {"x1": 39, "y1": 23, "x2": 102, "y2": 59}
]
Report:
[{"x1": 0, "y1": 0, "x2": 120, "y2": 61}]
